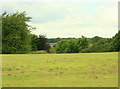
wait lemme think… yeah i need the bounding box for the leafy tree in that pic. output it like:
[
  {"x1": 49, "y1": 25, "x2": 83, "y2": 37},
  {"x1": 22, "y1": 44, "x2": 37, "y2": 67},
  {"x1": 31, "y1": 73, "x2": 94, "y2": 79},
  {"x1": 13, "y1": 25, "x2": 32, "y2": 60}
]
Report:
[
  {"x1": 30, "y1": 34, "x2": 38, "y2": 51},
  {"x1": 51, "y1": 36, "x2": 88, "y2": 53},
  {"x1": 110, "y1": 31, "x2": 120, "y2": 52},
  {"x1": 81, "y1": 38, "x2": 111, "y2": 53},
  {"x1": 77, "y1": 36, "x2": 88, "y2": 52},
  {"x1": 91, "y1": 36, "x2": 102, "y2": 43},
  {"x1": 2, "y1": 11, "x2": 33, "y2": 54},
  {"x1": 37, "y1": 34, "x2": 50, "y2": 51}
]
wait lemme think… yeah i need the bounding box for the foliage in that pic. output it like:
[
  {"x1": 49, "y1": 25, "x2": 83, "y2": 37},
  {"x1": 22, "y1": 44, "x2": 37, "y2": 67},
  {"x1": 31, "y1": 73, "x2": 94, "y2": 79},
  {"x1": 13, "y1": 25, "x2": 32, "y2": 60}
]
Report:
[
  {"x1": 110, "y1": 30, "x2": 120, "y2": 52},
  {"x1": 2, "y1": 11, "x2": 33, "y2": 54},
  {"x1": 81, "y1": 38, "x2": 112, "y2": 53},
  {"x1": 30, "y1": 34, "x2": 38, "y2": 51},
  {"x1": 2, "y1": 11, "x2": 50, "y2": 54},
  {"x1": 50, "y1": 35, "x2": 114, "y2": 53},
  {"x1": 54, "y1": 39, "x2": 78, "y2": 53},
  {"x1": 50, "y1": 36, "x2": 88, "y2": 53},
  {"x1": 37, "y1": 34, "x2": 50, "y2": 52},
  {"x1": 77, "y1": 36, "x2": 88, "y2": 52},
  {"x1": 91, "y1": 36, "x2": 102, "y2": 43}
]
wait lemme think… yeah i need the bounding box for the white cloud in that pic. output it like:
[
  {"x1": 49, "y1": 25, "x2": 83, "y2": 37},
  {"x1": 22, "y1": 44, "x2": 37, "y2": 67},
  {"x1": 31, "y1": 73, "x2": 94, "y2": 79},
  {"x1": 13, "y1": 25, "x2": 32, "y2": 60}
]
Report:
[
  {"x1": 1, "y1": 1, "x2": 118, "y2": 38},
  {"x1": 28, "y1": 2, "x2": 117, "y2": 38},
  {"x1": 96, "y1": 4, "x2": 117, "y2": 26},
  {"x1": 0, "y1": 0, "x2": 119, "y2": 2}
]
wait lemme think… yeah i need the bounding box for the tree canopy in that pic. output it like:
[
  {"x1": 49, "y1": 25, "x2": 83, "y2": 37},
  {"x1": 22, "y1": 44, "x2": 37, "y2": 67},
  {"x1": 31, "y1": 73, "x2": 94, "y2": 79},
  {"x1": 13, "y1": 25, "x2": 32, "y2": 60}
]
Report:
[{"x1": 2, "y1": 11, "x2": 32, "y2": 54}]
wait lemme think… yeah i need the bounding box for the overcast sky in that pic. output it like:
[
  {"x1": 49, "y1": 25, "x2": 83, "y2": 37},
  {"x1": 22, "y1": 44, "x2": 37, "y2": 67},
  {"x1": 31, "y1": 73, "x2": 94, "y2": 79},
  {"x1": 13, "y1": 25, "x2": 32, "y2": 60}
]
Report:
[{"x1": 0, "y1": 0, "x2": 118, "y2": 38}]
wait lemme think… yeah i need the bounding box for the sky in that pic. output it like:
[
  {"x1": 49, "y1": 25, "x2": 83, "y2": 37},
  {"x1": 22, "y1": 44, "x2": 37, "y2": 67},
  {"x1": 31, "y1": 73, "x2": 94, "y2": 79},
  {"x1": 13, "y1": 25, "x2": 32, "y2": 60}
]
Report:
[{"x1": 0, "y1": 0, "x2": 119, "y2": 38}]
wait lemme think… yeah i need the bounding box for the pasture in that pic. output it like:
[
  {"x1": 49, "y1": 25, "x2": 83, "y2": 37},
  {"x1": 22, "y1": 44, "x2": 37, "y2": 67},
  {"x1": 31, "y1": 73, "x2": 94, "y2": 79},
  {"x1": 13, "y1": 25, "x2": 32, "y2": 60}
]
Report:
[{"x1": 2, "y1": 52, "x2": 118, "y2": 87}]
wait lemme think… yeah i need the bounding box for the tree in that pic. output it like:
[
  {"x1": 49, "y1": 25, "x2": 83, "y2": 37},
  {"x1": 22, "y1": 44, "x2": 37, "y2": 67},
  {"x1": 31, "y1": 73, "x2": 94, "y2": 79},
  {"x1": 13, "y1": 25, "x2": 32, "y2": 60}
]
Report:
[
  {"x1": 37, "y1": 34, "x2": 50, "y2": 51},
  {"x1": 77, "y1": 36, "x2": 88, "y2": 52},
  {"x1": 91, "y1": 36, "x2": 102, "y2": 43},
  {"x1": 30, "y1": 34, "x2": 38, "y2": 51},
  {"x1": 2, "y1": 11, "x2": 33, "y2": 54},
  {"x1": 51, "y1": 36, "x2": 88, "y2": 53},
  {"x1": 110, "y1": 31, "x2": 120, "y2": 52},
  {"x1": 81, "y1": 38, "x2": 111, "y2": 53}
]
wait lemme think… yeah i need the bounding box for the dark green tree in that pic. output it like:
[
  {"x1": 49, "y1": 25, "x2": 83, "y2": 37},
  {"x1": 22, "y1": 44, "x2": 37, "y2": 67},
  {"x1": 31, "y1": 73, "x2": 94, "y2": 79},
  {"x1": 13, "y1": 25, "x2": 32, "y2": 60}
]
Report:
[
  {"x1": 37, "y1": 34, "x2": 50, "y2": 51},
  {"x1": 2, "y1": 11, "x2": 33, "y2": 54}
]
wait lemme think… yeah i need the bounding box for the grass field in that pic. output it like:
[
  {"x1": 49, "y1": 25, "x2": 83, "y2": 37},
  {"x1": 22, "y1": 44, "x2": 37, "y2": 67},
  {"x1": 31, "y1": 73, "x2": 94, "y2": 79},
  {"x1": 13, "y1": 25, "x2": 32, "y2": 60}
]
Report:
[
  {"x1": 2, "y1": 52, "x2": 118, "y2": 87},
  {"x1": 49, "y1": 43, "x2": 57, "y2": 47}
]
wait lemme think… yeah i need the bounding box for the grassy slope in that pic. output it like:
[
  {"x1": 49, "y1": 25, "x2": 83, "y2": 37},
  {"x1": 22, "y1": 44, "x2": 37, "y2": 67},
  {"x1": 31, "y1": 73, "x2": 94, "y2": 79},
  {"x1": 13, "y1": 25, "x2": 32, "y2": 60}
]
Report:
[{"x1": 2, "y1": 52, "x2": 118, "y2": 87}]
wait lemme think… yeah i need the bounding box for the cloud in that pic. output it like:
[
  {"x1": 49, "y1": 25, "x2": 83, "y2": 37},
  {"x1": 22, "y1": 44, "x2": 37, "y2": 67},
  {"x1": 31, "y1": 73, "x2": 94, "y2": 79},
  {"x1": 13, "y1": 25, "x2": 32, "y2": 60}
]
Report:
[
  {"x1": 0, "y1": 0, "x2": 119, "y2": 2},
  {"x1": 1, "y1": 1, "x2": 118, "y2": 38}
]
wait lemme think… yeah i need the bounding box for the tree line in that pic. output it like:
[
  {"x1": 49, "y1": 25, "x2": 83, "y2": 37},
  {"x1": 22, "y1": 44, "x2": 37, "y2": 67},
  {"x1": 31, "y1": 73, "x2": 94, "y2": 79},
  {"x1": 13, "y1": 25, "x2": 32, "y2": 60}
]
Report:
[
  {"x1": 49, "y1": 34, "x2": 120, "y2": 53},
  {"x1": 1, "y1": 11, "x2": 120, "y2": 54}
]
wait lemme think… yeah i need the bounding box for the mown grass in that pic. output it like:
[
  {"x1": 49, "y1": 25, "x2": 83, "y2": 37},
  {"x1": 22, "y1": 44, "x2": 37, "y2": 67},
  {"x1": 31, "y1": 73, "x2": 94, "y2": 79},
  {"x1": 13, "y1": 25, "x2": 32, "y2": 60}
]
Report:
[
  {"x1": 2, "y1": 52, "x2": 118, "y2": 87},
  {"x1": 29, "y1": 50, "x2": 48, "y2": 54}
]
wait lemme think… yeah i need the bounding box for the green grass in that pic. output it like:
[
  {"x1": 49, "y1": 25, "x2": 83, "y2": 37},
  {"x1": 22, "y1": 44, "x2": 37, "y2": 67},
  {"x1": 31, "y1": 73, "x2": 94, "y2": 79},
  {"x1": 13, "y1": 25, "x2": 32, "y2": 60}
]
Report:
[
  {"x1": 2, "y1": 52, "x2": 118, "y2": 87},
  {"x1": 29, "y1": 50, "x2": 48, "y2": 54}
]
